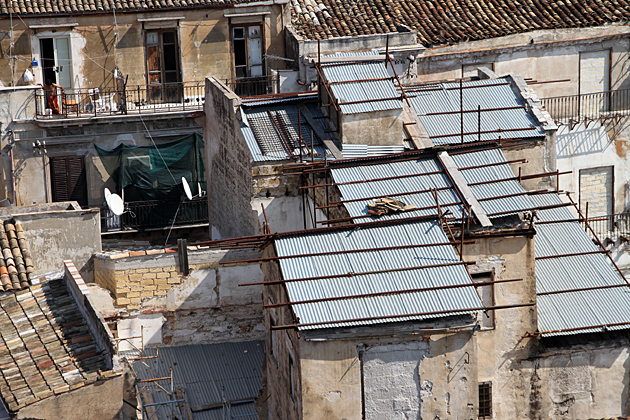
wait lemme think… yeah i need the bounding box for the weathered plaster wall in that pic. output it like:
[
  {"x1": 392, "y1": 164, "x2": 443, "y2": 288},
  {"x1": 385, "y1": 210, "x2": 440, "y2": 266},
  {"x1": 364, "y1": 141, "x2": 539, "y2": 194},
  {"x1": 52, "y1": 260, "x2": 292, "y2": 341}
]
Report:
[
  {"x1": 16, "y1": 374, "x2": 123, "y2": 420},
  {"x1": 204, "y1": 77, "x2": 255, "y2": 239},
  {"x1": 417, "y1": 27, "x2": 630, "y2": 99},
  {"x1": 522, "y1": 341, "x2": 630, "y2": 420},
  {"x1": 556, "y1": 119, "x2": 630, "y2": 214},
  {"x1": 464, "y1": 233, "x2": 538, "y2": 419},
  {"x1": 340, "y1": 108, "x2": 403, "y2": 146},
  {"x1": 94, "y1": 246, "x2": 264, "y2": 347},
  {"x1": 12, "y1": 208, "x2": 101, "y2": 281},
  {"x1": 251, "y1": 163, "x2": 328, "y2": 233}
]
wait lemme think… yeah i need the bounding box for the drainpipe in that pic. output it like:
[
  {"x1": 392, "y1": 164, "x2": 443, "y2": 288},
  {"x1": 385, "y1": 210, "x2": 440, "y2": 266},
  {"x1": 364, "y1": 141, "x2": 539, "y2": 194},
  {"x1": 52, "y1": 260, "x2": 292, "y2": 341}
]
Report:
[{"x1": 7, "y1": 136, "x2": 15, "y2": 206}]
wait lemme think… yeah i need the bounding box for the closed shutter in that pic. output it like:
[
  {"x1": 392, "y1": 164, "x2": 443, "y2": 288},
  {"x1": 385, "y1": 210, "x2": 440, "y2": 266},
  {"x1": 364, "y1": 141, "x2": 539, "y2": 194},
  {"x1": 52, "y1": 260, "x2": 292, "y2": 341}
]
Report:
[{"x1": 50, "y1": 156, "x2": 88, "y2": 207}]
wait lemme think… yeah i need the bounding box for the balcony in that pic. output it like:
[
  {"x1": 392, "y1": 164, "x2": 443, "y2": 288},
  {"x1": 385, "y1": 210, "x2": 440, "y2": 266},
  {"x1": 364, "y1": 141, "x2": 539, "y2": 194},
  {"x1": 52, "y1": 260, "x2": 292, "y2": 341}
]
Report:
[
  {"x1": 101, "y1": 198, "x2": 208, "y2": 232},
  {"x1": 224, "y1": 74, "x2": 279, "y2": 97},
  {"x1": 541, "y1": 89, "x2": 630, "y2": 125},
  {"x1": 584, "y1": 212, "x2": 630, "y2": 242},
  {"x1": 35, "y1": 81, "x2": 206, "y2": 119}
]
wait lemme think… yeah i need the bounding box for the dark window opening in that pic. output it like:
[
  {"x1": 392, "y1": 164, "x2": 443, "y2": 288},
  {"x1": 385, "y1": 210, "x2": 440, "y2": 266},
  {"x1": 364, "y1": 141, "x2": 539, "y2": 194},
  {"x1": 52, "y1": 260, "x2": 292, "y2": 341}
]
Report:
[
  {"x1": 230, "y1": 25, "x2": 266, "y2": 95},
  {"x1": 479, "y1": 382, "x2": 492, "y2": 419},
  {"x1": 40, "y1": 38, "x2": 56, "y2": 86},
  {"x1": 145, "y1": 30, "x2": 182, "y2": 103},
  {"x1": 472, "y1": 271, "x2": 495, "y2": 329},
  {"x1": 50, "y1": 156, "x2": 88, "y2": 208},
  {"x1": 289, "y1": 354, "x2": 295, "y2": 402}
]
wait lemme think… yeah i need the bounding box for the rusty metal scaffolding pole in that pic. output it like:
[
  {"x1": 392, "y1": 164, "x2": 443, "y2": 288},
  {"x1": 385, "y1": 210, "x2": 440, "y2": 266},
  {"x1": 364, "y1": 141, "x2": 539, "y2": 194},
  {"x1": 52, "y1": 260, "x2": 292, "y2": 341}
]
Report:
[
  {"x1": 300, "y1": 170, "x2": 444, "y2": 189},
  {"x1": 272, "y1": 303, "x2": 535, "y2": 330},
  {"x1": 240, "y1": 260, "x2": 476, "y2": 286},
  {"x1": 226, "y1": 240, "x2": 476, "y2": 265},
  {"x1": 535, "y1": 250, "x2": 609, "y2": 260},
  {"x1": 537, "y1": 283, "x2": 630, "y2": 296},
  {"x1": 265, "y1": 278, "x2": 524, "y2": 308}
]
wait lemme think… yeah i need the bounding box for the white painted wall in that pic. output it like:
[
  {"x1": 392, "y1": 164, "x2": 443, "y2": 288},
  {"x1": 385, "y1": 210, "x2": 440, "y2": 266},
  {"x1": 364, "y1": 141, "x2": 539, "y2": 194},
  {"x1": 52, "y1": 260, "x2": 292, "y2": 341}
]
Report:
[
  {"x1": 555, "y1": 120, "x2": 630, "y2": 214},
  {"x1": 252, "y1": 195, "x2": 326, "y2": 233}
]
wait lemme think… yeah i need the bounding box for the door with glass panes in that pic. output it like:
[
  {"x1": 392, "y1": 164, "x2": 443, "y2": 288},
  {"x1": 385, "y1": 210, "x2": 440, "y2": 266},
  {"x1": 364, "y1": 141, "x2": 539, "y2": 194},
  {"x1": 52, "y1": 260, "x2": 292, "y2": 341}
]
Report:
[
  {"x1": 145, "y1": 30, "x2": 182, "y2": 103},
  {"x1": 40, "y1": 37, "x2": 72, "y2": 89},
  {"x1": 232, "y1": 25, "x2": 265, "y2": 95}
]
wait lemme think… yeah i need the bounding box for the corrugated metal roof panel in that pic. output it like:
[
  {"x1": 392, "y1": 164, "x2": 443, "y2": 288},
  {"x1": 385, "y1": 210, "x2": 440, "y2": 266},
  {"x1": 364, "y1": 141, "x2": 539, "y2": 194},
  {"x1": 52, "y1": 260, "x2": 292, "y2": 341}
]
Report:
[
  {"x1": 341, "y1": 144, "x2": 405, "y2": 159},
  {"x1": 450, "y1": 148, "x2": 534, "y2": 217},
  {"x1": 322, "y1": 62, "x2": 403, "y2": 114},
  {"x1": 132, "y1": 341, "x2": 264, "y2": 420},
  {"x1": 330, "y1": 157, "x2": 465, "y2": 223},
  {"x1": 275, "y1": 220, "x2": 482, "y2": 330},
  {"x1": 531, "y1": 193, "x2": 630, "y2": 337},
  {"x1": 408, "y1": 79, "x2": 545, "y2": 145},
  {"x1": 241, "y1": 94, "x2": 318, "y2": 106}
]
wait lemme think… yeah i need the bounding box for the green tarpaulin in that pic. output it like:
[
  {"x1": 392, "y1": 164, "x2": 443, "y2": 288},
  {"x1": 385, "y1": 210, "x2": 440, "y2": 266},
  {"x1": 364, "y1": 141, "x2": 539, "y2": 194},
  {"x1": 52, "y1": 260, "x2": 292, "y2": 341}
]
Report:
[{"x1": 95, "y1": 132, "x2": 206, "y2": 203}]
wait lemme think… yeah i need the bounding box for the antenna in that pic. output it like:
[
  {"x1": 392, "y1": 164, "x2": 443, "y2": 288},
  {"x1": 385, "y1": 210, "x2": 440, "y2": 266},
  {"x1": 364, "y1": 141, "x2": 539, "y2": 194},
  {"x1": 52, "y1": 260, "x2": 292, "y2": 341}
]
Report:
[
  {"x1": 182, "y1": 177, "x2": 193, "y2": 201},
  {"x1": 106, "y1": 192, "x2": 125, "y2": 216}
]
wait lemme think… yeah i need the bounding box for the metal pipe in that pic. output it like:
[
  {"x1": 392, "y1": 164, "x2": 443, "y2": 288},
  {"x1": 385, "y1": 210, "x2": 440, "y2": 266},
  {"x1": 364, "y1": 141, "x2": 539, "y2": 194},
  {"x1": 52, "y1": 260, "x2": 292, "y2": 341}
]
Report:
[
  {"x1": 537, "y1": 283, "x2": 630, "y2": 296},
  {"x1": 265, "y1": 278, "x2": 524, "y2": 308},
  {"x1": 533, "y1": 320, "x2": 630, "y2": 336},
  {"x1": 402, "y1": 81, "x2": 511, "y2": 91},
  {"x1": 300, "y1": 170, "x2": 444, "y2": 189},
  {"x1": 477, "y1": 190, "x2": 548, "y2": 202},
  {"x1": 239, "y1": 260, "x2": 475, "y2": 286},
  {"x1": 423, "y1": 105, "x2": 525, "y2": 117},
  {"x1": 431, "y1": 126, "x2": 537, "y2": 139},
  {"x1": 468, "y1": 170, "x2": 571, "y2": 186},
  {"x1": 487, "y1": 202, "x2": 573, "y2": 217},
  {"x1": 272, "y1": 303, "x2": 535, "y2": 330},
  {"x1": 329, "y1": 77, "x2": 394, "y2": 85},
  {"x1": 535, "y1": 250, "x2": 609, "y2": 260},
  {"x1": 336, "y1": 96, "x2": 407, "y2": 106},
  {"x1": 331, "y1": 186, "x2": 454, "y2": 205},
  {"x1": 223, "y1": 240, "x2": 476, "y2": 264},
  {"x1": 268, "y1": 110, "x2": 295, "y2": 159}
]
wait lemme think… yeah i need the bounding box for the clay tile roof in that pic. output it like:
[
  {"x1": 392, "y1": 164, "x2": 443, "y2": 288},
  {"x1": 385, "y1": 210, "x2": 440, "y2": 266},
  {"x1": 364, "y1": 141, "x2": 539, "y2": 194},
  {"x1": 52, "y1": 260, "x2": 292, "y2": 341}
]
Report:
[
  {"x1": 0, "y1": 221, "x2": 34, "y2": 293},
  {"x1": 290, "y1": 0, "x2": 630, "y2": 46},
  {"x1": 1, "y1": 0, "x2": 271, "y2": 15},
  {"x1": 0, "y1": 279, "x2": 107, "y2": 412}
]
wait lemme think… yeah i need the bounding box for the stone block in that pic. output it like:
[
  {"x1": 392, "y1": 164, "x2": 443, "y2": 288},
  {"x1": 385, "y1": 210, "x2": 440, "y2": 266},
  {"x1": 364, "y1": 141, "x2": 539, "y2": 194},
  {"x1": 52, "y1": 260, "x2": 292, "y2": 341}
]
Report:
[
  {"x1": 144, "y1": 285, "x2": 157, "y2": 291},
  {"x1": 130, "y1": 286, "x2": 143, "y2": 292},
  {"x1": 116, "y1": 298, "x2": 130, "y2": 306},
  {"x1": 144, "y1": 273, "x2": 156, "y2": 279},
  {"x1": 154, "y1": 278, "x2": 168, "y2": 285},
  {"x1": 127, "y1": 292, "x2": 140, "y2": 298},
  {"x1": 168, "y1": 277, "x2": 181, "y2": 284},
  {"x1": 154, "y1": 290, "x2": 167, "y2": 296},
  {"x1": 129, "y1": 274, "x2": 143, "y2": 281},
  {"x1": 140, "y1": 279, "x2": 154, "y2": 286},
  {"x1": 156, "y1": 272, "x2": 169, "y2": 279},
  {"x1": 157, "y1": 284, "x2": 171, "y2": 290},
  {"x1": 136, "y1": 269, "x2": 149, "y2": 274},
  {"x1": 140, "y1": 291, "x2": 154, "y2": 298},
  {"x1": 130, "y1": 298, "x2": 141, "y2": 304}
]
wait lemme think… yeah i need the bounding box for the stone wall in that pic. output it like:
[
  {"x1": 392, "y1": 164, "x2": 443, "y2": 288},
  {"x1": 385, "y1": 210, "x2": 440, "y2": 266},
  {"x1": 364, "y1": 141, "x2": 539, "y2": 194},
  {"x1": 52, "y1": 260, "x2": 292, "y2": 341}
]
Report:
[
  {"x1": 94, "y1": 246, "x2": 265, "y2": 347},
  {"x1": 204, "y1": 77, "x2": 255, "y2": 240},
  {"x1": 579, "y1": 166, "x2": 614, "y2": 216}
]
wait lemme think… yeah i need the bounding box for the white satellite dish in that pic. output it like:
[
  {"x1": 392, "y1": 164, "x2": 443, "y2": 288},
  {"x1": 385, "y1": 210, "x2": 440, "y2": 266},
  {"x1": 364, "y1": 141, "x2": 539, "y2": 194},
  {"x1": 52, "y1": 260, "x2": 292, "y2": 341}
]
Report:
[
  {"x1": 104, "y1": 188, "x2": 112, "y2": 201},
  {"x1": 107, "y1": 193, "x2": 125, "y2": 216},
  {"x1": 182, "y1": 177, "x2": 193, "y2": 201},
  {"x1": 198, "y1": 183, "x2": 203, "y2": 196}
]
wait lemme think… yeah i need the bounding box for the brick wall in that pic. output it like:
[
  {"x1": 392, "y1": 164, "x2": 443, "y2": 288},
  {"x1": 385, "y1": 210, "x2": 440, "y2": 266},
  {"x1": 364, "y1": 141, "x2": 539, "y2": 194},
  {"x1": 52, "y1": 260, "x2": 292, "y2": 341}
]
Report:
[
  {"x1": 579, "y1": 166, "x2": 614, "y2": 216},
  {"x1": 579, "y1": 50, "x2": 611, "y2": 95}
]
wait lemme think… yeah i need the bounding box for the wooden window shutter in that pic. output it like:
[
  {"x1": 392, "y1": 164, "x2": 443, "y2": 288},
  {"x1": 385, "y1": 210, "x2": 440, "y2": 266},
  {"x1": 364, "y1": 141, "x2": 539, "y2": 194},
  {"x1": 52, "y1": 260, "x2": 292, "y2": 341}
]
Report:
[{"x1": 50, "y1": 156, "x2": 88, "y2": 207}]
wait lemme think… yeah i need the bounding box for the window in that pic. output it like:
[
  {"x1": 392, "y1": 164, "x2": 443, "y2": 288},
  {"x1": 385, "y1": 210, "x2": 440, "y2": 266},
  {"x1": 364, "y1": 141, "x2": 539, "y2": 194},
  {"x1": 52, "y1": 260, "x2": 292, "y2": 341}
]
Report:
[
  {"x1": 232, "y1": 25, "x2": 263, "y2": 79},
  {"x1": 472, "y1": 272, "x2": 495, "y2": 329},
  {"x1": 40, "y1": 37, "x2": 72, "y2": 89},
  {"x1": 50, "y1": 156, "x2": 88, "y2": 208},
  {"x1": 479, "y1": 382, "x2": 492, "y2": 418},
  {"x1": 145, "y1": 30, "x2": 181, "y2": 102},
  {"x1": 579, "y1": 166, "x2": 614, "y2": 217}
]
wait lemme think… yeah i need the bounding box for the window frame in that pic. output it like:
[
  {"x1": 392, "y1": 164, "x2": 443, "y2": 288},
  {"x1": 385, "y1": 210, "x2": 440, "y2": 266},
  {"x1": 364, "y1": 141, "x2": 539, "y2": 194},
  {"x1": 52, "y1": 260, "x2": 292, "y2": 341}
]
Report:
[
  {"x1": 471, "y1": 270, "x2": 495, "y2": 330},
  {"x1": 32, "y1": 31, "x2": 75, "y2": 90},
  {"x1": 229, "y1": 23, "x2": 265, "y2": 80},
  {"x1": 479, "y1": 381, "x2": 492, "y2": 419},
  {"x1": 143, "y1": 28, "x2": 182, "y2": 88}
]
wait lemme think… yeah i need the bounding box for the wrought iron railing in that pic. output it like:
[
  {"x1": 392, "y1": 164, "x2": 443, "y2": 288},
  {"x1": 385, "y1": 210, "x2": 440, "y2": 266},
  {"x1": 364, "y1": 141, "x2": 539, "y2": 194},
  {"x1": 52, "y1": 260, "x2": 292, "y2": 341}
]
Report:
[
  {"x1": 224, "y1": 74, "x2": 279, "y2": 97},
  {"x1": 35, "y1": 81, "x2": 206, "y2": 118},
  {"x1": 584, "y1": 212, "x2": 630, "y2": 242},
  {"x1": 101, "y1": 198, "x2": 208, "y2": 232},
  {"x1": 541, "y1": 89, "x2": 630, "y2": 124}
]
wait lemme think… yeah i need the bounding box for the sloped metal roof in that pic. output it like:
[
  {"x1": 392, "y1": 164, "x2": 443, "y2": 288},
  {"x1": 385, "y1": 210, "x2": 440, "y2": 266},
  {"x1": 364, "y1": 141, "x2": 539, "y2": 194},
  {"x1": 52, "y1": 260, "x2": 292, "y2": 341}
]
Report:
[
  {"x1": 322, "y1": 61, "x2": 403, "y2": 115},
  {"x1": 531, "y1": 193, "x2": 630, "y2": 337},
  {"x1": 450, "y1": 148, "x2": 534, "y2": 218},
  {"x1": 241, "y1": 102, "x2": 334, "y2": 162},
  {"x1": 133, "y1": 341, "x2": 264, "y2": 420},
  {"x1": 329, "y1": 148, "x2": 533, "y2": 224},
  {"x1": 330, "y1": 156, "x2": 465, "y2": 223},
  {"x1": 408, "y1": 79, "x2": 545, "y2": 145},
  {"x1": 275, "y1": 220, "x2": 483, "y2": 330}
]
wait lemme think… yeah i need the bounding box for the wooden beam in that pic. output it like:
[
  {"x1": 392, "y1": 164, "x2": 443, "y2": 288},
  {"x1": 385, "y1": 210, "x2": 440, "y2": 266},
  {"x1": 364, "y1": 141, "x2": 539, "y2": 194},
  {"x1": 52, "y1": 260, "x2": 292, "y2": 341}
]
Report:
[
  {"x1": 402, "y1": 102, "x2": 433, "y2": 149},
  {"x1": 298, "y1": 105, "x2": 344, "y2": 159},
  {"x1": 140, "y1": 389, "x2": 157, "y2": 419},
  {"x1": 437, "y1": 151, "x2": 492, "y2": 227},
  {"x1": 175, "y1": 387, "x2": 194, "y2": 420}
]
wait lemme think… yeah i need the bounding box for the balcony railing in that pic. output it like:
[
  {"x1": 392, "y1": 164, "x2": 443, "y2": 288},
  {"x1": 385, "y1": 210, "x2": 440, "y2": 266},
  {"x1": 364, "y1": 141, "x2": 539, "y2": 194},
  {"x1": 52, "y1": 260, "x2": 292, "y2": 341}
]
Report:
[
  {"x1": 541, "y1": 89, "x2": 630, "y2": 124},
  {"x1": 224, "y1": 74, "x2": 279, "y2": 97},
  {"x1": 101, "y1": 198, "x2": 208, "y2": 232},
  {"x1": 35, "y1": 81, "x2": 206, "y2": 118},
  {"x1": 583, "y1": 212, "x2": 630, "y2": 242}
]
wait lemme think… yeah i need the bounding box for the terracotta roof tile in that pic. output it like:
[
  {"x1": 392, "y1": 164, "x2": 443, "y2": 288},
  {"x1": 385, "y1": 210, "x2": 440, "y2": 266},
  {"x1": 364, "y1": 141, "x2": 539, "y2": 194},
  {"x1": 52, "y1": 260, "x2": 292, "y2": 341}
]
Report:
[
  {"x1": 0, "y1": 279, "x2": 107, "y2": 412},
  {"x1": 1, "y1": 0, "x2": 270, "y2": 14},
  {"x1": 290, "y1": 0, "x2": 630, "y2": 46}
]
